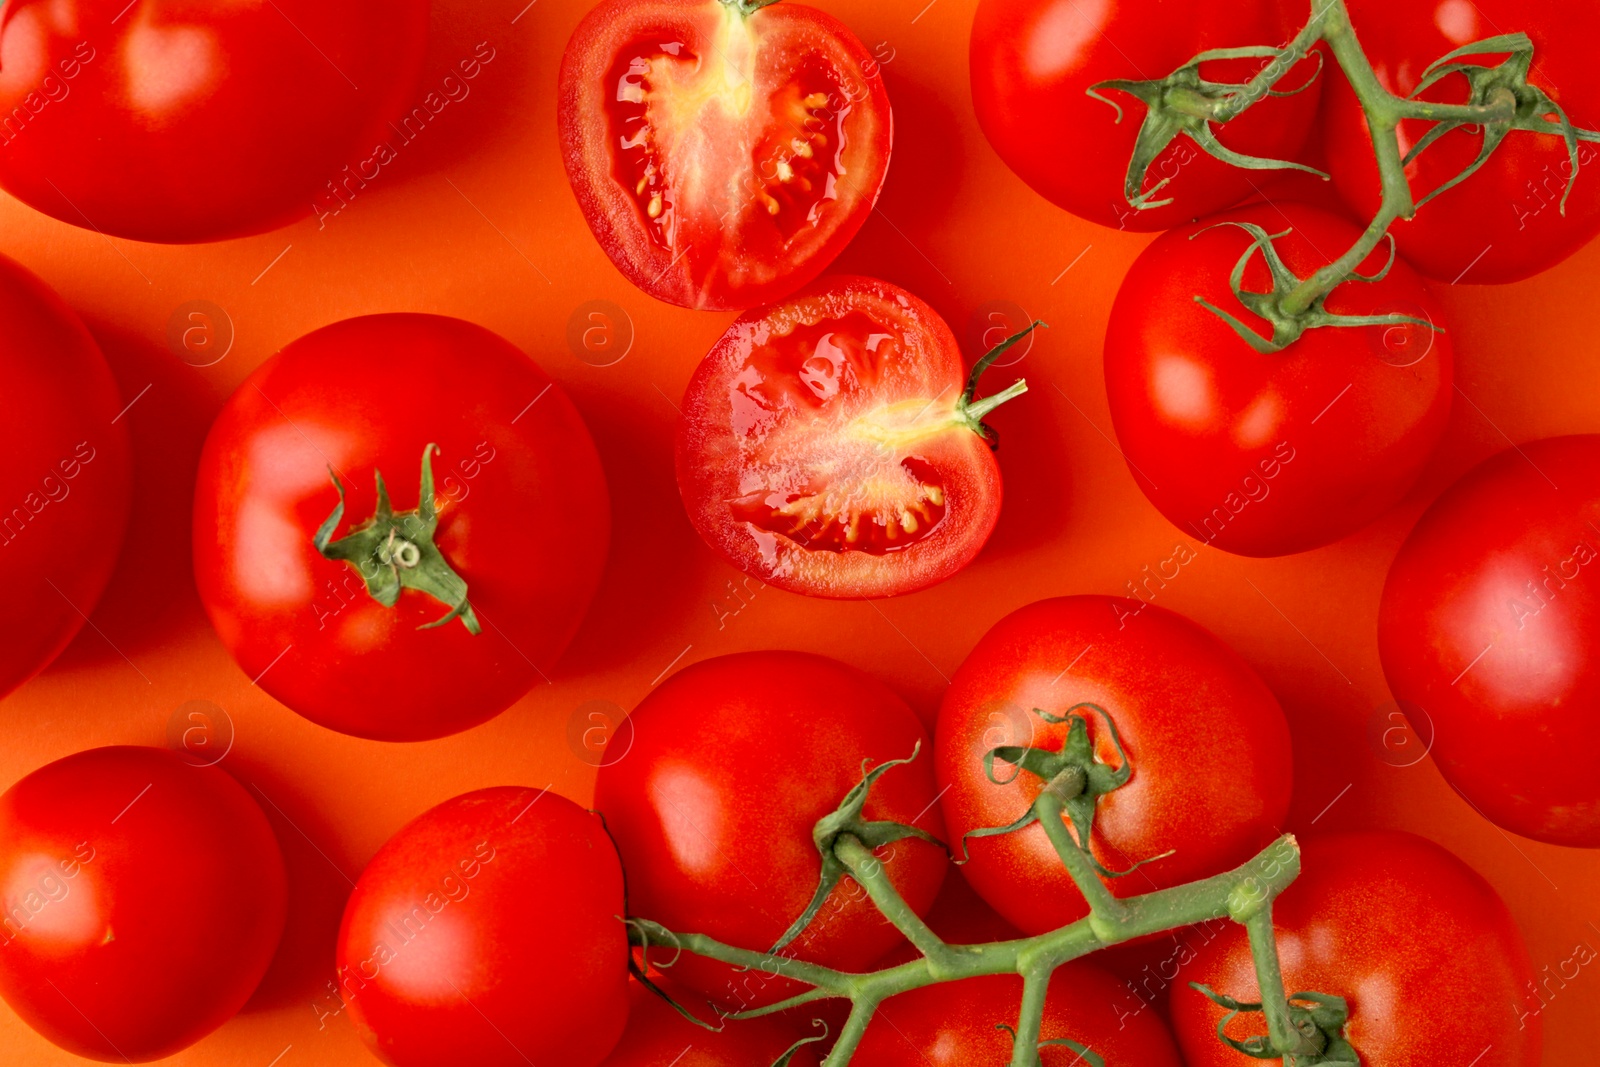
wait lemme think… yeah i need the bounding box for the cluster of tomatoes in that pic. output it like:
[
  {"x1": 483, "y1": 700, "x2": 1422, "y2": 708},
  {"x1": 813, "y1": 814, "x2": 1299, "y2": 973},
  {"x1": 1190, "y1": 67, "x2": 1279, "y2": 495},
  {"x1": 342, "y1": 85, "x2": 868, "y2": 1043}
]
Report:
[{"x1": 0, "y1": 0, "x2": 1596, "y2": 1064}]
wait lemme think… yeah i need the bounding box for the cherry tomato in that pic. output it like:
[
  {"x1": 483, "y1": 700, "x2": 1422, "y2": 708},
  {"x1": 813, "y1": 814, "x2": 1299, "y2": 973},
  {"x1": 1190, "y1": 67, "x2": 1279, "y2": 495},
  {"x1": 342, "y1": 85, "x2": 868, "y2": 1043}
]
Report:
[
  {"x1": 937, "y1": 596, "x2": 1292, "y2": 937},
  {"x1": 1379, "y1": 435, "x2": 1600, "y2": 846},
  {"x1": 971, "y1": 0, "x2": 1321, "y2": 232},
  {"x1": 0, "y1": 0, "x2": 429, "y2": 243},
  {"x1": 558, "y1": 0, "x2": 891, "y2": 309},
  {"x1": 600, "y1": 979, "x2": 821, "y2": 1067},
  {"x1": 594, "y1": 651, "x2": 947, "y2": 1011},
  {"x1": 677, "y1": 276, "x2": 1021, "y2": 598},
  {"x1": 856, "y1": 962, "x2": 1184, "y2": 1065},
  {"x1": 1324, "y1": 0, "x2": 1600, "y2": 283},
  {"x1": 0, "y1": 747, "x2": 286, "y2": 1061},
  {"x1": 1105, "y1": 201, "x2": 1452, "y2": 557},
  {"x1": 0, "y1": 253, "x2": 131, "y2": 701},
  {"x1": 1171, "y1": 831, "x2": 1541, "y2": 1067},
  {"x1": 194, "y1": 314, "x2": 610, "y2": 742},
  {"x1": 337, "y1": 786, "x2": 630, "y2": 1067}
]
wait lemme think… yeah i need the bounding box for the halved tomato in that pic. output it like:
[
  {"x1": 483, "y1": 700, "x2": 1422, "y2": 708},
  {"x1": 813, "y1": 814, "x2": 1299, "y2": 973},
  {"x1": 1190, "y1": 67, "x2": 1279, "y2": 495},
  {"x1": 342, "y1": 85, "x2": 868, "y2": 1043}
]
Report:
[
  {"x1": 676, "y1": 276, "x2": 1029, "y2": 598},
  {"x1": 557, "y1": 0, "x2": 892, "y2": 310}
]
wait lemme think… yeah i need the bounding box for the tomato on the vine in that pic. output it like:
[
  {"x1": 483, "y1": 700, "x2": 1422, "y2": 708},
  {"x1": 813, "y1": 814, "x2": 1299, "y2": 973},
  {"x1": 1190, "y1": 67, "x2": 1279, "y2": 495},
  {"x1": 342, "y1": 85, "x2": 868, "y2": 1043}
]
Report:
[
  {"x1": 1325, "y1": 0, "x2": 1600, "y2": 283},
  {"x1": 558, "y1": 0, "x2": 891, "y2": 310},
  {"x1": 594, "y1": 651, "x2": 947, "y2": 1010},
  {"x1": 970, "y1": 0, "x2": 1322, "y2": 231},
  {"x1": 0, "y1": 0, "x2": 429, "y2": 243},
  {"x1": 600, "y1": 979, "x2": 821, "y2": 1067},
  {"x1": 937, "y1": 596, "x2": 1292, "y2": 937},
  {"x1": 337, "y1": 787, "x2": 630, "y2": 1067},
  {"x1": 1380, "y1": 435, "x2": 1600, "y2": 846},
  {"x1": 0, "y1": 747, "x2": 286, "y2": 1061},
  {"x1": 677, "y1": 276, "x2": 1024, "y2": 598},
  {"x1": 1171, "y1": 831, "x2": 1541, "y2": 1067},
  {"x1": 194, "y1": 314, "x2": 610, "y2": 742},
  {"x1": 1105, "y1": 201, "x2": 1452, "y2": 557},
  {"x1": 0, "y1": 253, "x2": 131, "y2": 701}
]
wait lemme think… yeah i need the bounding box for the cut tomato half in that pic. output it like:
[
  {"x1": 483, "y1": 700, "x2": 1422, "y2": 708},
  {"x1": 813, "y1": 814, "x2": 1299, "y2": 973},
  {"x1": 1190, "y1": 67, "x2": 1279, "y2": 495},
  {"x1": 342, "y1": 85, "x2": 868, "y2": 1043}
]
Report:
[
  {"x1": 677, "y1": 276, "x2": 1033, "y2": 598},
  {"x1": 558, "y1": 0, "x2": 892, "y2": 310}
]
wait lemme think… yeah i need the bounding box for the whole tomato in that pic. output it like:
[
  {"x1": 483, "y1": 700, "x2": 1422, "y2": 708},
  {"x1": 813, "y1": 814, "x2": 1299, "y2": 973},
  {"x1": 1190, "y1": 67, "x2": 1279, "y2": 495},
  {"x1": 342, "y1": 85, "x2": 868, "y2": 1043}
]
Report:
[
  {"x1": 194, "y1": 314, "x2": 610, "y2": 742},
  {"x1": 558, "y1": 0, "x2": 891, "y2": 309},
  {"x1": 1105, "y1": 201, "x2": 1452, "y2": 556},
  {"x1": 1380, "y1": 435, "x2": 1600, "y2": 846},
  {"x1": 937, "y1": 596, "x2": 1292, "y2": 937},
  {"x1": 599, "y1": 979, "x2": 821, "y2": 1067},
  {"x1": 1171, "y1": 831, "x2": 1541, "y2": 1067},
  {"x1": 594, "y1": 651, "x2": 947, "y2": 1011},
  {"x1": 0, "y1": 747, "x2": 286, "y2": 1062},
  {"x1": 0, "y1": 0, "x2": 429, "y2": 243},
  {"x1": 855, "y1": 962, "x2": 1183, "y2": 1065},
  {"x1": 337, "y1": 787, "x2": 630, "y2": 1067},
  {"x1": 0, "y1": 252, "x2": 131, "y2": 701},
  {"x1": 971, "y1": 0, "x2": 1322, "y2": 231},
  {"x1": 1324, "y1": 0, "x2": 1600, "y2": 283}
]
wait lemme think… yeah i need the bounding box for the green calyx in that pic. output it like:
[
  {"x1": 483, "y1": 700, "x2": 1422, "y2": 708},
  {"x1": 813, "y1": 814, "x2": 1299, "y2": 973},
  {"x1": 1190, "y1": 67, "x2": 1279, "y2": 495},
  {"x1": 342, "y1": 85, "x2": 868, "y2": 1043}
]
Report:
[
  {"x1": 998, "y1": 1024, "x2": 1106, "y2": 1067},
  {"x1": 959, "y1": 321, "x2": 1046, "y2": 450},
  {"x1": 313, "y1": 444, "x2": 480, "y2": 635},
  {"x1": 1191, "y1": 985, "x2": 1358, "y2": 1065},
  {"x1": 718, "y1": 0, "x2": 782, "y2": 15}
]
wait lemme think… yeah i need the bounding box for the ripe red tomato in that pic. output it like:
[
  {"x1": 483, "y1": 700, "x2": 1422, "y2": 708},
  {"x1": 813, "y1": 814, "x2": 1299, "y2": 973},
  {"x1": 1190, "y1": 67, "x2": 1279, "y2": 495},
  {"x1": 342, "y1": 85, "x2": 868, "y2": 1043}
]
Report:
[
  {"x1": 677, "y1": 276, "x2": 1019, "y2": 598},
  {"x1": 1171, "y1": 831, "x2": 1541, "y2": 1067},
  {"x1": 937, "y1": 596, "x2": 1292, "y2": 937},
  {"x1": 337, "y1": 786, "x2": 630, "y2": 1067},
  {"x1": 0, "y1": 253, "x2": 131, "y2": 701},
  {"x1": 1324, "y1": 0, "x2": 1600, "y2": 283},
  {"x1": 193, "y1": 314, "x2": 610, "y2": 742},
  {"x1": 0, "y1": 0, "x2": 429, "y2": 243},
  {"x1": 600, "y1": 979, "x2": 821, "y2": 1067},
  {"x1": 594, "y1": 652, "x2": 947, "y2": 1011},
  {"x1": 0, "y1": 747, "x2": 286, "y2": 1061},
  {"x1": 1379, "y1": 436, "x2": 1600, "y2": 846},
  {"x1": 971, "y1": 0, "x2": 1321, "y2": 231},
  {"x1": 1105, "y1": 201, "x2": 1452, "y2": 556},
  {"x1": 856, "y1": 962, "x2": 1183, "y2": 1065},
  {"x1": 558, "y1": 0, "x2": 891, "y2": 310}
]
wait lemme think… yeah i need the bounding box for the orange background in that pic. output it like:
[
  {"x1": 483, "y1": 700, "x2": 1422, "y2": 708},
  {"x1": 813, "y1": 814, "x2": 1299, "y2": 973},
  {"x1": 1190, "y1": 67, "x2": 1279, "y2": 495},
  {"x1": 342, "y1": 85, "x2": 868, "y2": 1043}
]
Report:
[{"x1": 3, "y1": 0, "x2": 1598, "y2": 1062}]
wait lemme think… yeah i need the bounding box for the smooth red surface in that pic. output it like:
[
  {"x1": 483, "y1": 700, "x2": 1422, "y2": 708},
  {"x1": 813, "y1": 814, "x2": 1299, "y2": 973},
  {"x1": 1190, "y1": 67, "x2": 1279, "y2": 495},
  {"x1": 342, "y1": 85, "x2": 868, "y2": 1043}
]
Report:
[
  {"x1": 193, "y1": 314, "x2": 610, "y2": 741},
  {"x1": 599, "y1": 980, "x2": 821, "y2": 1067},
  {"x1": 1172, "y1": 831, "x2": 1541, "y2": 1067},
  {"x1": 1380, "y1": 436, "x2": 1600, "y2": 846},
  {"x1": 1325, "y1": 0, "x2": 1600, "y2": 284},
  {"x1": 678, "y1": 275, "x2": 1007, "y2": 597},
  {"x1": 594, "y1": 651, "x2": 946, "y2": 1009},
  {"x1": 558, "y1": 0, "x2": 891, "y2": 309},
  {"x1": 937, "y1": 596, "x2": 1292, "y2": 935},
  {"x1": 0, "y1": 253, "x2": 131, "y2": 700},
  {"x1": 1105, "y1": 201, "x2": 1453, "y2": 556},
  {"x1": 0, "y1": 747, "x2": 286, "y2": 1062},
  {"x1": 336, "y1": 787, "x2": 629, "y2": 1067}
]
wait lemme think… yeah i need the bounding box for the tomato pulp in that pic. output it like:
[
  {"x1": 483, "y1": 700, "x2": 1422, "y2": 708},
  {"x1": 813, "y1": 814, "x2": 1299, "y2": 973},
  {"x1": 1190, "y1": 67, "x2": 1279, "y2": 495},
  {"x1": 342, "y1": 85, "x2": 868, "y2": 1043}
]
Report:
[
  {"x1": 0, "y1": 0, "x2": 429, "y2": 243},
  {"x1": 193, "y1": 314, "x2": 610, "y2": 742},
  {"x1": 558, "y1": 0, "x2": 891, "y2": 309},
  {"x1": 1380, "y1": 435, "x2": 1600, "y2": 846},
  {"x1": 678, "y1": 276, "x2": 1021, "y2": 597}
]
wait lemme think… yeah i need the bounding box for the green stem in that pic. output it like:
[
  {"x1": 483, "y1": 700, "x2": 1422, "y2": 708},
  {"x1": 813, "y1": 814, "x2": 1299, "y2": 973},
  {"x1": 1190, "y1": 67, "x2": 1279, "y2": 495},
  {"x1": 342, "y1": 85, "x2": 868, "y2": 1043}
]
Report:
[
  {"x1": 1032, "y1": 791, "x2": 1129, "y2": 937},
  {"x1": 821, "y1": 999, "x2": 880, "y2": 1067},
  {"x1": 1212, "y1": 15, "x2": 1330, "y2": 123},
  {"x1": 1007, "y1": 967, "x2": 1051, "y2": 1067},
  {"x1": 1243, "y1": 904, "x2": 1306, "y2": 1055},
  {"x1": 834, "y1": 835, "x2": 956, "y2": 967}
]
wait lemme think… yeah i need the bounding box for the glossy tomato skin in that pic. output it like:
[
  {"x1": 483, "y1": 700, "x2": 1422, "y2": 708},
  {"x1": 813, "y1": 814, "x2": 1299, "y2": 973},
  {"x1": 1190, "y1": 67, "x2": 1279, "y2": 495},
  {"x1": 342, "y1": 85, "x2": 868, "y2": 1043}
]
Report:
[
  {"x1": 1172, "y1": 831, "x2": 1541, "y2": 1067},
  {"x1": 0, "y1": 253, "x2": 131, "y2": 700},
  {"x1": 971, "y1": 0, "x2": 1321, "y2": 231},
  {"x1": 856, "y1": 962, "x2": 1183, "y2": 1065},
  {"x1": 1379, "y1": 436, "x2": 1600, "y2": 846},
  {"x1": 0, "y1": 0, "x2": 429, "y2": 243},
  {"x1": 0, "y1": 747, "x2": 286, "y2": 1062},
  {"x1": 194, "y1": 314, "x2": 609, "y2": 742},
  {"x1": 937, "y1": 596, "x2": 1292, "y2": 937},
  {"x1": 678, "y1": 276, "x2": 1005, "y2": 598},
  {"x1": 559, "y1": 0, "x2": 891, "y2": 310},
  {"x1": 594, "y1": 652, "x2": 947, "y2": 1011},
  {"x1": 1105, "y1": 201, "x2": 1452, "y2": 556},
  {"x1": 1325, "y1": 1, "x2": 1600, "y2": 283},
  {"x1": 338, "y1": 787, "x2": 630, "y2": 1067},
  {"x1": 600, "y1": 979, "x2": 821, "y2": 1067}
]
